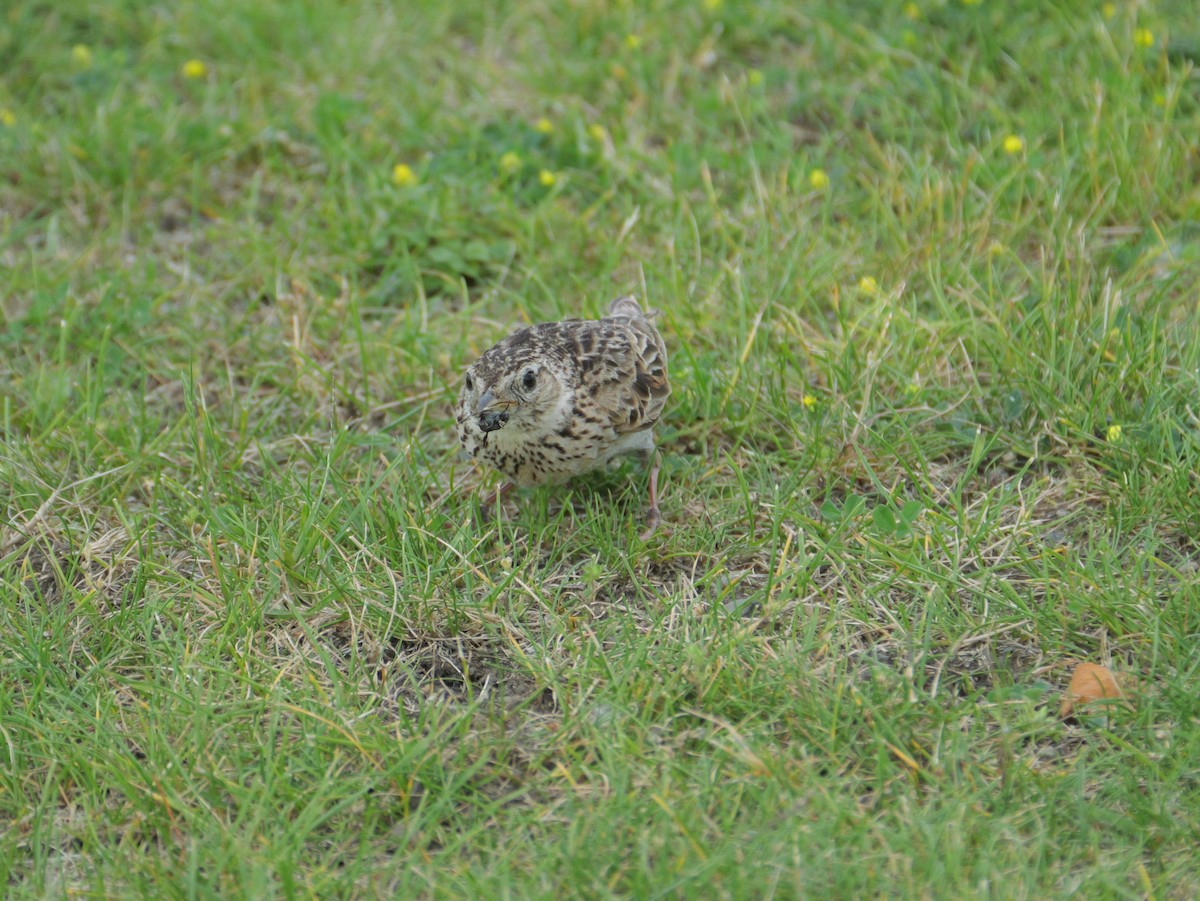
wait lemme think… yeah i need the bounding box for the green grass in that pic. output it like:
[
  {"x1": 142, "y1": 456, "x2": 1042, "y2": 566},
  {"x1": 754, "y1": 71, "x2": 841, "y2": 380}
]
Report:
[{"x1": 2, "y1": 0, "x2": 1199, "y2": 896}]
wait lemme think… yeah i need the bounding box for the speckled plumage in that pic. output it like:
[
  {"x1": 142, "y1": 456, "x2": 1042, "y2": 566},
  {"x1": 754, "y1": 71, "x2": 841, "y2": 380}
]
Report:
[{"x1": 456, "y1": 297, "x2": 670, "y2": 532}]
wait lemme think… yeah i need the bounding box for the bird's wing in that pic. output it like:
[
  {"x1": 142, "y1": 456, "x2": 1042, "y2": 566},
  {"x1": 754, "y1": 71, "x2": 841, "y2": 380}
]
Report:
[{"x1": 574, "y1": 317, "x2": 670, "y2": 435}]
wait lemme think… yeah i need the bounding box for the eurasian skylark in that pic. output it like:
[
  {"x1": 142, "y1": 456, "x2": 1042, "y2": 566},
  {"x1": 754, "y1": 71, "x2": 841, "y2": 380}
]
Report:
[{"x1": 456, "y1": 296, "x2": 671, "y2": 535}]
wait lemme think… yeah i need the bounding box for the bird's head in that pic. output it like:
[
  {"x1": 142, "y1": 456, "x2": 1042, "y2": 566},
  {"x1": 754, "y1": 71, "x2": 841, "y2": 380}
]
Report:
[{"x1": 460, "y1": 350, "x2": 569, "y2": 438}]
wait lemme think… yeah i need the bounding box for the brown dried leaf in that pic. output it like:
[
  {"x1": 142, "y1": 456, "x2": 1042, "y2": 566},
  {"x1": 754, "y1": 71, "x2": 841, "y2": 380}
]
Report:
[{"x1": 1059, "y1": 662, "x2": 1132, "y2": 718}]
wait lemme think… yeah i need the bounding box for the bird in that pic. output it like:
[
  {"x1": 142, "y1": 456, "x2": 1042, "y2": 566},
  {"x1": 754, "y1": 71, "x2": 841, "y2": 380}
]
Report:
[{"x1": 456, "y1": 296, "x2": 671, "y2": 536}]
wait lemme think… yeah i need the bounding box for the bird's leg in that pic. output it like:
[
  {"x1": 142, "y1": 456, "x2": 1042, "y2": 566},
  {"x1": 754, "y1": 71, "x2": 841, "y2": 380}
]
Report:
[
  {"x1": 479, "y1": 481, "x2": 515, "y2": 521},
  {"x1": 639, "y1": 451, "x2": 662, "y2": 540}
]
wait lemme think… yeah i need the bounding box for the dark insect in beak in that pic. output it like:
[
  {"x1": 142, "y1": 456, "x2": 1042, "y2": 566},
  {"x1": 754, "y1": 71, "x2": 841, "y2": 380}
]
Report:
[{"x1": 479, "y1": 409, "x2": 510, "y2": 433}]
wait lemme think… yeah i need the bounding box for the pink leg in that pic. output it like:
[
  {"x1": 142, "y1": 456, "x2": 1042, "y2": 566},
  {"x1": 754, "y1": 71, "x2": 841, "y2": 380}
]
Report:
[{"x1": 639, "y1": 453, "x2": 662, "y2": 540}]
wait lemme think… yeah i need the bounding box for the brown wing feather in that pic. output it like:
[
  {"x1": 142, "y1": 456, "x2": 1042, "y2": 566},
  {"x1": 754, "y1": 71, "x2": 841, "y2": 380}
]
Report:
[{"x1": 577, "y1": 297, "x2": 671, "y2": 434}]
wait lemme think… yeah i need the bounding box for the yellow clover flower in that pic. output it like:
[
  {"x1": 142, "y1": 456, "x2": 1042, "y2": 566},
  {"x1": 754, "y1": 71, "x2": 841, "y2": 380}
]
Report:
[
  {"x1": 1106, "y1": 424, "x2": 1122, "y2": 443},
  {"x1": 1003, "y1": 135, "x2": 1024, "y2": 154},
  {"x1": 72, "y1": 44, "x2": 93, "y2": 68},
  {"x1": 539, "y1": 169, "x2": 557, "y2": 187},
  {"x1": 0, "y1": 108, "x2": 14, "y2": 127},
  {"x1": 499, "y1": 151, "x2": 522, "y2": 174},
  {"x1": 1133, "y1": 28, "x2": 1153, "y2": 47},
  {"x1": 182, "y1": 59, "x2": 208, "y2": 79},
  {"x1": 392, "y1": 163, "x2": 417, "y2": 187},
  {"x1": 588, "y1": 123, "x2": 608, "y2": 143},
  {"x1": 808, "y1": 168, "x2": 829, "y2": 189},
  {"x1": 802, "y1": 394, "x2": 817, "y2": 410},
  {"x1": 858, "y1": 276, "x2": 879, "y2": 295},
  {"x1": 535, "y1": 117, "x2": 554, "y2": 134}
]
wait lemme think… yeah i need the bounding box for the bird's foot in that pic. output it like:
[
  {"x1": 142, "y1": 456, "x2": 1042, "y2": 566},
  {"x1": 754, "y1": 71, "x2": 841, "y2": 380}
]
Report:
[{"x1": 639, "y1": 505, "x2": 661, "y2": 540}]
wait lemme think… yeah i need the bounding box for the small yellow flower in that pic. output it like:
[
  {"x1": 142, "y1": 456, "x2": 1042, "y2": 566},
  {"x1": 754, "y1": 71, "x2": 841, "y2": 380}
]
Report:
[
  {"x1": 858, "y1": 276, "x2": 879, "y2": 295},
  {"x1": 1003, "y1": 134, "x2": 1024, "y2": 154},
  {"x1": 988, "y1": 241, "x2": 1007, "y2": 256},
  {"x1": 624, "y1": 33, "x2": 642, "y2": 50},
  {"x1": 1101, "y1": 2, "x2": 1116, "y2": 18},
  {"x1": 182, "y1": 59, "x2": 207, "y2": 79},
  {"x1": 704, "y1": 0, "x2": 723, "y2": 9},
  {"x1": 802, "y1": 394, "x2": 817, "y2": 410},
  {"x1": 71, "y1": 44, "x2": 93, "y2": 68},
  {"x1": 392, "y1": 163, "x2": 417, "y2": 187},
  {"x1": 588, "y1": 123, "x2": 608, "y2": 143},
  {"x1": 1106, "y1": 424, "x2": 1122, "y2": 443},
  {"x1": 499, "y1": 150, "x2": 522, "y2": 173},
  {"x1": 1153, "y1": 92, "x2": 1166, "y2": 106},
  {"x1": 535, "y1": 117, "x2": 554, "y2": 134},
  {"x1": 1133, "y1": 28, "x2": 1154, "y2": 48},
  {"x1": 808, "y1": 168, "x2": 829, "y2": 189},
  {"x1": 747, "y1": 69, "x2": 763, "y2": 86},
  {"x1": 539, "y1": 169, "x2": 557, "y2": 186},
  {"x1": 0, "y1": 108, "x2": 14, "y2": 127},
  {"x1": 904, "y1": 381, "x2": 921, "y2": 397},
  {"x1": 903, "y1": 3, "x2": 920, "y2": 19}
]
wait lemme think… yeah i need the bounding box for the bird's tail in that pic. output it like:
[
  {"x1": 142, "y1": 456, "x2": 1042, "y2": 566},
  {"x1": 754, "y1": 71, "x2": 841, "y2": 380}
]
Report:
[{"x1": 607, "y1": 295, "x2": 655, "y2": 320}]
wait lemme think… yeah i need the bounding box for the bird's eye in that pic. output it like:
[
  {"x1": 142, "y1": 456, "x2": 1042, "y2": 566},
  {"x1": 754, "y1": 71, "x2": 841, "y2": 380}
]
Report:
[
  {"x1": 465, "y1": 373, "x2": 474, "y2": 391},
  {"x1": 522, "y1": 368, "x2": 537, "y2": 390}
]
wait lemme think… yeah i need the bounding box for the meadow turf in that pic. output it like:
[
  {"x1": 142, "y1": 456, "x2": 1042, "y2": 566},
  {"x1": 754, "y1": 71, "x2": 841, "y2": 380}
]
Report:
[{"x1": 2, "y1": 0, "x2": 1200, "y2": 897}]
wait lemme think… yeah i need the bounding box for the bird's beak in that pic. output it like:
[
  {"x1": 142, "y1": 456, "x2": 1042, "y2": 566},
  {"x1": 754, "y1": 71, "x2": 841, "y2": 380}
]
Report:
[{"x1": 476, "y1": 390, "x2": 515, "y2": 415}]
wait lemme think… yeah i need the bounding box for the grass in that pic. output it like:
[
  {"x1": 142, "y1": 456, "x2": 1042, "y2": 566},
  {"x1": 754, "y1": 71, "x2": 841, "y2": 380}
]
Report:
[{"x1": 2, "y1": 0, "x2": 1199, "y2": 896}]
